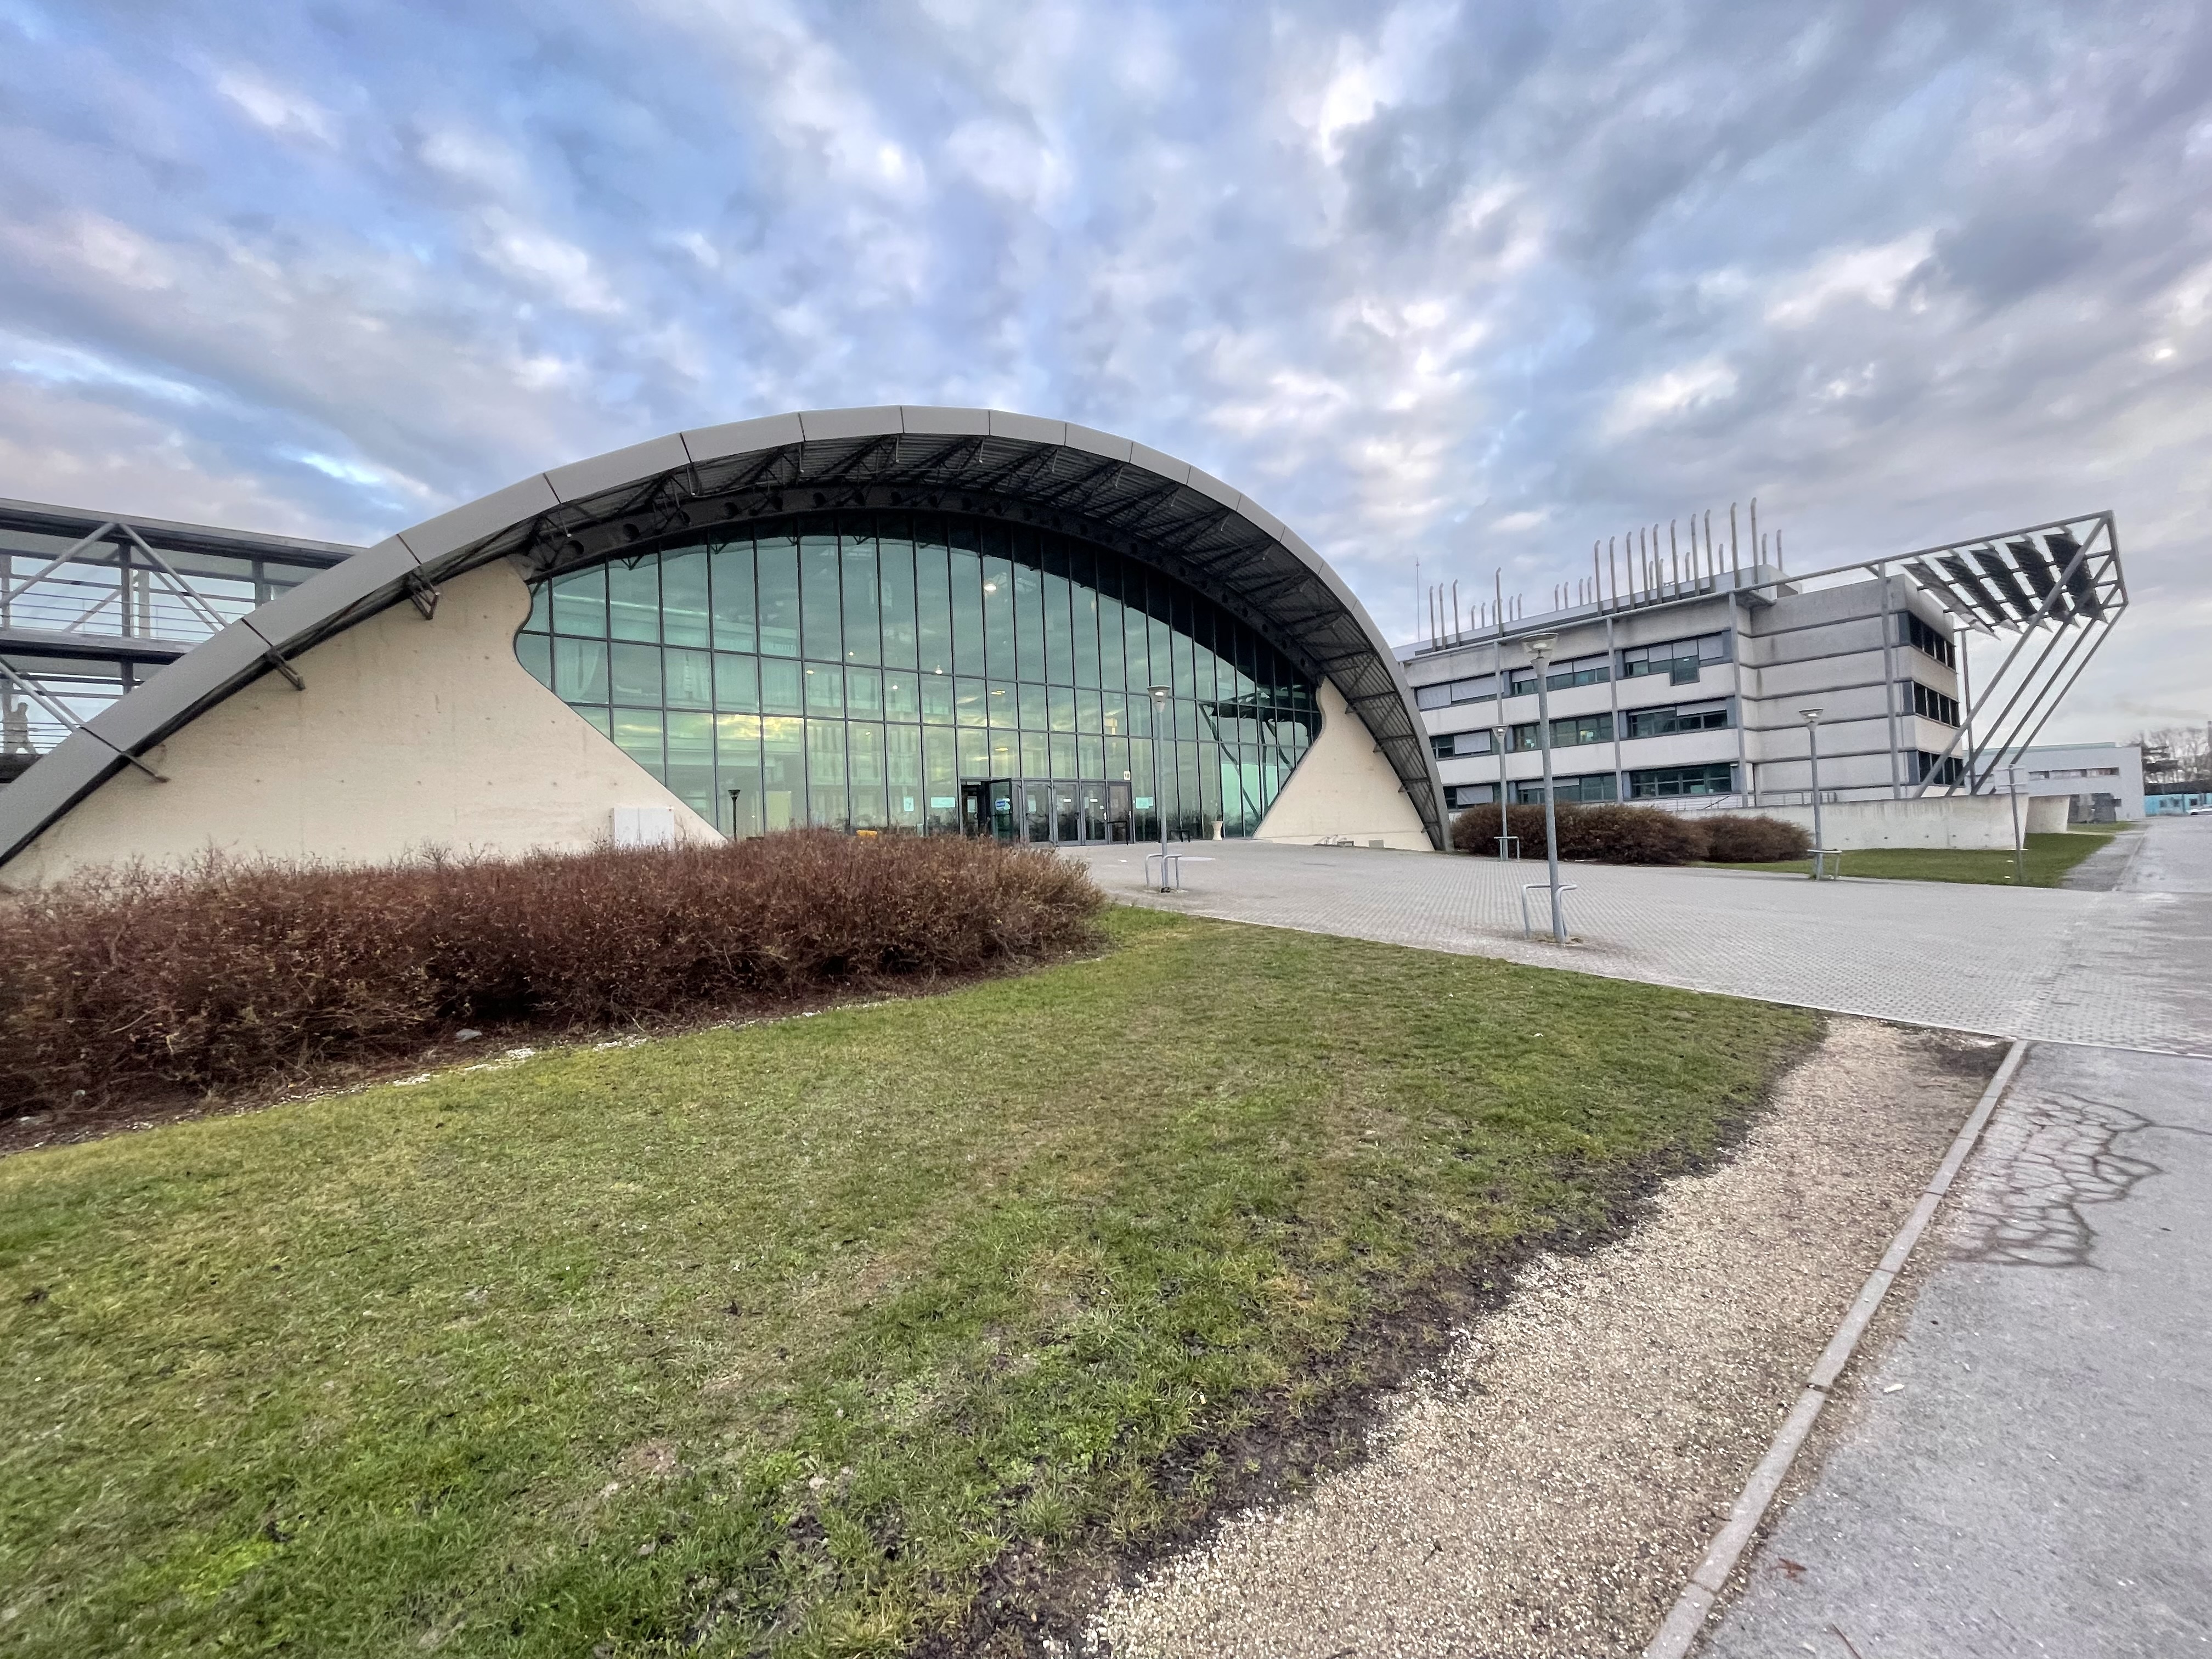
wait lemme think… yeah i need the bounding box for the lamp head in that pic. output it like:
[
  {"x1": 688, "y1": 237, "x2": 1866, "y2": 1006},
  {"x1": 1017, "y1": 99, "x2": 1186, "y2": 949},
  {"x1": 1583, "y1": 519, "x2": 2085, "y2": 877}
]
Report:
[
  {"x1": 1148, "y1": 682, "x2": 1171, "y2": 704},
  {"x1": 1799, "y1": 707, "x2": 1823, "y2": 724},
  {"x1": 1525, "y1": 633, "x2": 1558, "y2": 663}
]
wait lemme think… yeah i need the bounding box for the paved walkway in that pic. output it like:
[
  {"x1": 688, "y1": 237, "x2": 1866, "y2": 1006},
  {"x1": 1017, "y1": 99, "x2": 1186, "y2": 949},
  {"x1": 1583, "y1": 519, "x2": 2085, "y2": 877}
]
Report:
[
  {"x1": 1066, "y1": 822, "x2": 2210, "y2": 1056},
  {"x1": 1696, "y1": 819, "x2": 2212, "y2": 1656}
]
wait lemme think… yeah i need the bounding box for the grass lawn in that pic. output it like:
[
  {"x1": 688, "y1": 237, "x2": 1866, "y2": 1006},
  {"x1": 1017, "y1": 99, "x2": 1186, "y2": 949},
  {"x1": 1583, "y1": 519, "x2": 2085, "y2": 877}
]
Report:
[
  {"x1": 1, "y1": 909, "x2": 1818, "y2": 1658},
  {"x1": 1707, "y1": 823, "x2": 2132, "y2": 887}
]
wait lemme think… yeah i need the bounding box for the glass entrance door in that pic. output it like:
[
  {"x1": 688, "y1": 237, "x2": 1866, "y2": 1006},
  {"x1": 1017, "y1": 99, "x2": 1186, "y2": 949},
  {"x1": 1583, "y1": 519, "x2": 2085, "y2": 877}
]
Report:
[
  {"x1": 1105, "y1": 782, "x2": 1132, "y2": 842},
  {"x1": 1021, "y1": 782, "x2": 1053, "y2": 844}
]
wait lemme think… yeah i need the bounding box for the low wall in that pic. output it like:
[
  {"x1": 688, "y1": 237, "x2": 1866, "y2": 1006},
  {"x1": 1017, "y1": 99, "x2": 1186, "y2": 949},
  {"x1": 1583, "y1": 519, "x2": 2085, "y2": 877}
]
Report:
[
  {"x1": 1746, "y1": 796, "x2": 2023, "y2": 851},
  {"x1": 2024, "y1": 795, "x2": 2072, "y2": 836}
]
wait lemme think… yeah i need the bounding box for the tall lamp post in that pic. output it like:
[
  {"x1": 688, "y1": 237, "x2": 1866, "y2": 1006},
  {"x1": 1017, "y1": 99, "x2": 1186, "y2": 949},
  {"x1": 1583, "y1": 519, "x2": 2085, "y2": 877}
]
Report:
[
  {"x1": 1527, "y1": 634, "x2": 1567, "y2": 942},
  {"x1": 1148, "y1": 683, "x2": 1172, "y2": 882},
  {"x1": 726, "y1": 785, "x2": 743, "y2": 841},
  {"x1": 2006, "y1": 764, "x2": 2025, "y2": 885},
  {"x1": 1799, "y1": 708, "x2": 1826, "y2": 878},
  {"x1": 1493, "y1": 723, "x2": 1511, "y2": 858}
]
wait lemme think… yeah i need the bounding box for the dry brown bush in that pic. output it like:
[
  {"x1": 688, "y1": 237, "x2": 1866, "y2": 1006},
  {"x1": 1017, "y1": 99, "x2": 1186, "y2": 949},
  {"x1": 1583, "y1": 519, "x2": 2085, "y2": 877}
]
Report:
[
  {"x1": 1699, "y1": 814, "x2": 1813, "y2": 862},
  {"x1": 1449, "y1": 800, "x2": 1708, "y2": 865},
  {"x1": 0, "y1": 832, "x2": 1102, "y2": 1115}
]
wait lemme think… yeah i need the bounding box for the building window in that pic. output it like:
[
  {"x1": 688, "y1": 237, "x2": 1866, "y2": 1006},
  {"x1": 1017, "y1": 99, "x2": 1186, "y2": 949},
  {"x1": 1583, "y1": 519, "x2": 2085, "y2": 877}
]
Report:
[
  {"x1": 1446, "y1": 782, "x2": 1499, "y2": 808},
  {"x1": 1907, "y1": 681, "x2": 1961, "y2": 726},
  {"x1": 1902, "y1": 611, "x2": 1957, "y2": 668},
  {"x1": 1624, "y1": 699, "x2": 1731, "y2": 738},
  {"x1": 1506, "y1": 667, "x2": 1538, "y2": 696},
  {"x1": 1509, "y1": 712, "x2": 1614, "y2": 750},
  {"x1": 1620, "y1": 631, "x2": 1731, "y2": 683},
  {"x1": 517, "y1": 511, "x2": 1318, "y2": 841},
  {"x1": 1545, "y1": 652, "x2": 1611, "y2": 690},
  {"x1": 1915, "y1": 752, "x2": 1966, "y2": 786},
  {"x1": 1413, "y1": 672, "x2": 1500, "y2": 711},
  {"x1": 1629, "y1": 761, "x2": 1736, "y2": 798},
  {"x1": 1514, "y1": 771, "x2": 1618, "y2": 804},
  {"x1": 1431, "y1": 729, "x2": 1496, "y2": 759}
]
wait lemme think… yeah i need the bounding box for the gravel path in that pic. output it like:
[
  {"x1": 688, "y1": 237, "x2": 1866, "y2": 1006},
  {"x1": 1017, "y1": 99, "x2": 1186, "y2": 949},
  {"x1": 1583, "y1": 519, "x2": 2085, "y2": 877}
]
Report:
[{"x1": 1088, "y1": 1019, "x2": 1997, "y2": 1659}]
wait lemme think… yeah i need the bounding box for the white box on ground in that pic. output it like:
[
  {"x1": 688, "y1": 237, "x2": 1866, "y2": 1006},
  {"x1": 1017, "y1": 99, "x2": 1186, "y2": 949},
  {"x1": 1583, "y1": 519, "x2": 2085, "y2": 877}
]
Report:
[{"x1": 611, "y1": 805, "x2": 678, "y2": 848}]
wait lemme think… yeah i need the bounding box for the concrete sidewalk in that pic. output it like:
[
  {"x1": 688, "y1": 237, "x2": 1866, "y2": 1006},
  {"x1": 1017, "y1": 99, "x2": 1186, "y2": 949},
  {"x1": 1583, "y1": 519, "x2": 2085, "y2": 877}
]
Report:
[
  {"x1": 1692, "y1": 817, "x2": 2212, "y2": 1656},
  {"x1": 1699, "y1": 1041, "x2": 2212, "y2": 1658}
]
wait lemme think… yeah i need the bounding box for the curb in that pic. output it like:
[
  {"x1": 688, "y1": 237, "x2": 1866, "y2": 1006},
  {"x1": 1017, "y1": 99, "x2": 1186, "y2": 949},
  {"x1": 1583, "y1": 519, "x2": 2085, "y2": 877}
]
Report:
[{"x1": 1640, "y1": 1036, "x2": 2032, "y2": 1659}]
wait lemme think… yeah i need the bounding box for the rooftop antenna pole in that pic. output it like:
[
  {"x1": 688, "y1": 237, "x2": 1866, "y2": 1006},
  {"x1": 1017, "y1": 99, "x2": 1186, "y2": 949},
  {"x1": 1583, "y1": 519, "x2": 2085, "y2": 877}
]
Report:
[
  {"x1": 1414, "y1": 556, "x2": 1420, "y2": 643},
  {"x1": 1593, "y1": 542, "x2": 1603, "y2": 612},
  {"x1": 1453, "y1": 579, "x2": 1462, "y2": 642},
  {"x1": 1669, "y1": 520, "x2": 1679, "y2": 591},
  {"x1": 1730, "y1": 502, "x2": 1740, "y2": 571},
  {"x1": 1778, "y1": 529, "x2": 1785, "y2": 572},
  {"x1": 1607, "y1": 536, "x2": 1619, "y2": 607},
  {"x1": 1750, "y1": 497, "x2": 1759, "y2": 565}
]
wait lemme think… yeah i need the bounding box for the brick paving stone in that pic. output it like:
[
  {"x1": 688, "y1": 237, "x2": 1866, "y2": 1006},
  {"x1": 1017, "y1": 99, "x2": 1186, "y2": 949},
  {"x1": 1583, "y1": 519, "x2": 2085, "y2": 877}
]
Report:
[{"x1": 1065, "y1": 820, "x2": 2211, "y2": 1057}]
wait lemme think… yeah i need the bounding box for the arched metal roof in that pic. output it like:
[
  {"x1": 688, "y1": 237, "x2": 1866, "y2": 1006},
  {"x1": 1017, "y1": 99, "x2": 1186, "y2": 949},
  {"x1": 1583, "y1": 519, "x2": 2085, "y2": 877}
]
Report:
[{"x1": 0, "y1": 408, "x2": 1447, "y2": 863}]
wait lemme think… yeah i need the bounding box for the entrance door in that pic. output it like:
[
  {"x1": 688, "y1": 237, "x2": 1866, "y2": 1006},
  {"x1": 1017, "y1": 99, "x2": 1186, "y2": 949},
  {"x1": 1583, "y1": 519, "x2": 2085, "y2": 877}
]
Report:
[
  {"x1": 1021, "y1": 782, "x2": 1053, "y2": 844},
  {"x1": 1054, "y1": 782, "x2": 1080, "y2": 844},
  {"x1": 1077, "y1": 783, "x2": 1107, "y2": 843},
  {"x1": 986, "y1": 779, "x2": 1017, "y2": 840},
  {"x1": 1105, "y1": 782, "x2": 1133, "y2": 842}
]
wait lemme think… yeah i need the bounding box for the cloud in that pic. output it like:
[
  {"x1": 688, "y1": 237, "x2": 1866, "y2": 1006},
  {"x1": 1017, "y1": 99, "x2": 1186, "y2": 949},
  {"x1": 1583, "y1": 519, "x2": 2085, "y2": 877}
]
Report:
[
  {"x1": 0, "y1": 0, "x2": 2204, "y2": 741},
  {"x1": 1603, "y1": 359, "x2": 1739, "y2": 436},
  {"x1": 213, "y1": 67, "x2": 336, "y2": 145}
]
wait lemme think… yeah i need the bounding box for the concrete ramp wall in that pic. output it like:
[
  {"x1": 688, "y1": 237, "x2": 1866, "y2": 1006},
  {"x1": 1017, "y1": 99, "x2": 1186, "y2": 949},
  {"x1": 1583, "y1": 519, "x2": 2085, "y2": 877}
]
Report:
[{"x1": 1747, "y1": 795, "x2": 2023, "y2": 851}]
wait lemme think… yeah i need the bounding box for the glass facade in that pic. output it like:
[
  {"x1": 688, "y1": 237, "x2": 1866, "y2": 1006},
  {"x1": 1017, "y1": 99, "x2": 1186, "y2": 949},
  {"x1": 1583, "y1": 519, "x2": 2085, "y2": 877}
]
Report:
[{"x1": 514, "y1": 511, "x2": 1319, "y2": 842}]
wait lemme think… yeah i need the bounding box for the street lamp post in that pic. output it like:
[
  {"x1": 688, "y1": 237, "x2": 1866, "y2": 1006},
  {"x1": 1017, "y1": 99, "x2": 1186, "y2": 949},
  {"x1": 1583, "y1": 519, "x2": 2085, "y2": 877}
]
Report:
[
  {"x1": 1149, "y1": 684, "x2": 1172, "y2": 884},
  {"x1": 1493, "y1": 723, "x2": 1511, "y2": 858},
  {"x1": 1800, "y1": 709, "x2": 1826, "y2": 877},
  {"x1": 726, "y1": 785, "x2": 743, "y2": 840},
  {"x1": 2007, "y1": 765, "x2": 2025, "y2": 885},
  {"x1": 1527, "y1": 634, "x2": 1566, "y2": 942}
]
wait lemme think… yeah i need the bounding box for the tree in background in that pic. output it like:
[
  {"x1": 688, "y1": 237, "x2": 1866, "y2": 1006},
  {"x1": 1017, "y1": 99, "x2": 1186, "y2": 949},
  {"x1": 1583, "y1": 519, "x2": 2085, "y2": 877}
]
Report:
[{"x1": 2138, "y1": 724, "x2": 2212, "y2": 786}]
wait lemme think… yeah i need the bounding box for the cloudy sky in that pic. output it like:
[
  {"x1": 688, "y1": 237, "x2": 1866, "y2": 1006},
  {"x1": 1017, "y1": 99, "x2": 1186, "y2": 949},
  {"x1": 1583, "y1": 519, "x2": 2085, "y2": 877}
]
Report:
[{"x1": 2, "y1": 0, "x2": 2207, "y2": 738}]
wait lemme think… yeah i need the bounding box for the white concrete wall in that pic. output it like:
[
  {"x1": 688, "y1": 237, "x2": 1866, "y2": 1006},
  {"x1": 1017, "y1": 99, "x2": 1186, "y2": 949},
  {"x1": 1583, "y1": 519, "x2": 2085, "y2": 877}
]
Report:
[
  {"x1": 1, "y1": 560, "x2": 720, "y2": 885},
  {"x1": 1252, "y1": 678, "x2": 1433, "y2": 850},
  {"x1": 1749, "y1": 795, "x2": 2024, "y2": 850},
  {"x1": 2024, "y1": 794, "x2": 2072, "y2": 835}
]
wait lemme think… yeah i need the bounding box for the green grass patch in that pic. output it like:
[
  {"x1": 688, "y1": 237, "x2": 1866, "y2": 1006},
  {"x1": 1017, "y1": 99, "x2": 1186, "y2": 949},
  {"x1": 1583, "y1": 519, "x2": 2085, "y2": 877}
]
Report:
[
  {"x1": 1, "y1": 910, "x2": 1818, "y2": 1657},
  {"x1": 1707, "y1": 824, "x2": 2131, "y2": 887}
]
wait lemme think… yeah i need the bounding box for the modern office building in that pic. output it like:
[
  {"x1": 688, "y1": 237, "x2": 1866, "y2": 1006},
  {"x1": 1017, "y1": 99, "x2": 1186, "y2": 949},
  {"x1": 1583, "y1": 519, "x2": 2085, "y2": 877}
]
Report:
[
  {"x1": 0, "y1": 409, "x2": 1446, "y2": 884},
  {"x1": 1406, "y1": 514, "x2": 2125, "y2": 818},
  {"x1": 2006, "y1": 741, "x2": 2144, "y2": 821}
]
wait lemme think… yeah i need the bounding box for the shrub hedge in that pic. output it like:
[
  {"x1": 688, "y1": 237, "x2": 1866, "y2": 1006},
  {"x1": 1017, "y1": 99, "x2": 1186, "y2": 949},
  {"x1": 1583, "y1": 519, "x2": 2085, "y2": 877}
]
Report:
[
  {"x1": 0, "y1": 831, "x2": 1102, "y2": 1114},
  {"x1": 1449, "y1": 803, "x2": 1811, "y2": 866}
]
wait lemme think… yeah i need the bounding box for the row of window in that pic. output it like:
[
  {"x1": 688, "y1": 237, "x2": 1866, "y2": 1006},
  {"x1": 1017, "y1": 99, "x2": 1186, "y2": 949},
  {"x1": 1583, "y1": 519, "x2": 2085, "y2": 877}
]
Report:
[
  {"x1": 586, "y1": 709, "x2": 1301, "y2": 838},
  {"x1": 1445, "y1": 761, "x2": 1739, "y2": 809},
  {"x1": 1430, "y1": 699, "x2": 1731, "y2": 758},
  {"x1": 519, "y1": 511, "x2": 1322, "y2": 839},
  {"x1": 1903, "y1": 612, "x2": 1957, "y2": 668},
  {"x1": 1915, "y1": 752, "x2": 1966, "y2": 786},
  {"x1": 1413, "y1": 631, "x2": 1731, "y2": 709},
  {"x1": 532, "y1": 517, "x2": 1312, "y2": 712},
  {"x1": 1908, "y1": 681, "x2": 1962, "y2": 726},
  {"x1": 512, "y1": 635, "x2": 1300, "y2": 746}
]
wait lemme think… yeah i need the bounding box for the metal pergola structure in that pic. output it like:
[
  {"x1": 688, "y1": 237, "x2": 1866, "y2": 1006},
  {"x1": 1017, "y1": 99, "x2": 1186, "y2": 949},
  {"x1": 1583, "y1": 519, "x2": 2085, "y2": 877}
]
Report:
[
  {"x1": 1877, "y1": 511, "x2": 2125, "y2": 797},
  {"x1": 0, "y1": 498, "x2": 357, "y2": 777}
]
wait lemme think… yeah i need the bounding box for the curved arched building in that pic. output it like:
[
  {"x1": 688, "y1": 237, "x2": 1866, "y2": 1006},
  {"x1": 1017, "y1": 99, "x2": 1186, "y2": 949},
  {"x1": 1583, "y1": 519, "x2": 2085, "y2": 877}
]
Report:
[{"x1": 0, "y1": 409, "x2": 1444, "y2": 883}]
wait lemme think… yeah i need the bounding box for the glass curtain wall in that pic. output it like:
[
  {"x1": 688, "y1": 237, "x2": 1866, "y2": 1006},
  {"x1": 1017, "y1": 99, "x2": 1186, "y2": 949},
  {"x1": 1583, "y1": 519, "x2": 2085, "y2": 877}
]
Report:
[{"x1": 514, "y1": 511, "x2": 1319, "y2": 840}]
